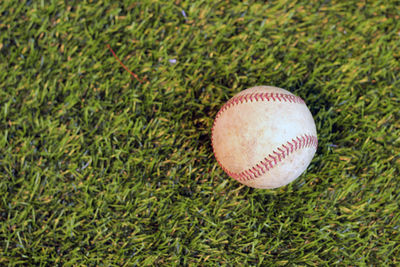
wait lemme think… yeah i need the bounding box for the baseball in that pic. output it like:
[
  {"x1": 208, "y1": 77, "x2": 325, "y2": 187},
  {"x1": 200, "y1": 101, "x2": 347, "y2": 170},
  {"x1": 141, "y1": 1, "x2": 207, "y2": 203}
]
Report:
[{"x1": 211, "y1": 86, "x2": 318, "y2": 189}]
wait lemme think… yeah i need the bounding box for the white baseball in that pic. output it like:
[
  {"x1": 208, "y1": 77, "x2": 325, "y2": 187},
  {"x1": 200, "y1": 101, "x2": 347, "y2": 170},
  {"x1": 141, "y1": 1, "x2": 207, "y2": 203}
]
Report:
[{"x1": 211, "y1": 85, "x2": 318, "y2": 189}]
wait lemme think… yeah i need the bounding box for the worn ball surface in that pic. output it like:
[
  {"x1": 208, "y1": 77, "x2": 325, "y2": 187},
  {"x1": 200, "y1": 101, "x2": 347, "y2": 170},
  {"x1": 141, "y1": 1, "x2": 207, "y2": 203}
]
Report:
[{"x1": 211, "y1": 86, "x2": 318, "y2": 189}]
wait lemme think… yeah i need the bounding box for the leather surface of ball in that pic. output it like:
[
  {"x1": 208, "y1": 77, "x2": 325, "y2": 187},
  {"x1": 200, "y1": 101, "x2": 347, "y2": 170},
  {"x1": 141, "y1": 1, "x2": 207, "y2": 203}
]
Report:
[{"x1": 211, "y1": 86, "x2": 318, "y2": 189}]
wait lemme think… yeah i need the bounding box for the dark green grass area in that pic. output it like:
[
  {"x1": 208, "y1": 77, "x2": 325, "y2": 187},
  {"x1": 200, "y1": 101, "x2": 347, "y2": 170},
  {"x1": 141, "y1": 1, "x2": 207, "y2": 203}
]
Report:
[{"x1": 1, "y1": 0, "x2": 400, "y2": 265}]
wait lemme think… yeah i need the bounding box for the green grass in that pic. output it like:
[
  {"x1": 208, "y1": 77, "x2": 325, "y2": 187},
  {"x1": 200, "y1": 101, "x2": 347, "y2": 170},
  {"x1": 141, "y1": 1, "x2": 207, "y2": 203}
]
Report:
[{"x1": 1, "y1": 0, "x2": 400, "y2": 265}]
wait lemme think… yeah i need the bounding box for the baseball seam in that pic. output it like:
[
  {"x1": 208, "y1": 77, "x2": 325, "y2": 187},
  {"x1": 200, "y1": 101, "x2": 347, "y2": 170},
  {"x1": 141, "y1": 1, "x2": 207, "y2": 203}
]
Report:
[
  {"x1": 215, "y1": 134, "x2": 318, "y2": 182},
  {"x1": 214, "y1": 92, "x2": 305, "y2": 121},
  {"x1": 211, "y1": 92, "x2": 317, "y2": 182}
]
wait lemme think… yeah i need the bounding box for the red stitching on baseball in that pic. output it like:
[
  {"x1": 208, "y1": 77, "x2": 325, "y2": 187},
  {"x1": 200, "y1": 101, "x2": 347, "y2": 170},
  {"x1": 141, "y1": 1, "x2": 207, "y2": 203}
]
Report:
[
  {"x1": 282, "y1": 144, "x2": 290, "y2": 155},
  {"x1": 261, "y1": 159, "x2": 269, "y2": 171},
  {"x1": 287, "y1": 141, "x2": 294, "y2": 153},
  {"x1": 213, "y1": 92, "x2": 305, "y2": 121},
  {"x1": 292, "y1": 138, "x2": 298, "y2": 150},
  {"x1": 266, "y1": 157, "x2": 273, "y2": 169},
  {"x1": 245, "y1": 169, "x2": 253, "y2": 180},
  {"x1": 273, "y1": 151, "x2": 282, "y2": 161},
  {"x1": 250, "y1": 167, "x2": 257, "y2": 177},
  {"x1": 277, "y1": 147, "x2": 285, "y2": 158},
  {"x1": 215, "y1": 134, "x2": 318, "y2": 182},
  {"x1": 269, "y1": 154, "x2": 277, "y2": 165},
  {"x1": 301, "y1": 135, "x2": 306, "y2": 148},
  {"x1": 256, "y1": 164, "x2": 263, "y2": 175},
  {"x1": 297, "y1": 136, "x2": 303, "y2": 148}
]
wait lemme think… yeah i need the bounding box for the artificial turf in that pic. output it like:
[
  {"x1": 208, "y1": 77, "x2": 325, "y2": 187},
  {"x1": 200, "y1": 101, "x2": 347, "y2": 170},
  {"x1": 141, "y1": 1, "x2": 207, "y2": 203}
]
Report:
[{"x1": 1, "y1": 0, "x2": 400, "y2": 265}]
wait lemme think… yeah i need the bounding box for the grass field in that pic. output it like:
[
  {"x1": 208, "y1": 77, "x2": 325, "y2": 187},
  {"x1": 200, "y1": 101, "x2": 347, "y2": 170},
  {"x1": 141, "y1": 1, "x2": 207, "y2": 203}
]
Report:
[{"x1": 1, "y1": 0, "x2": 400, "y2": 265}]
